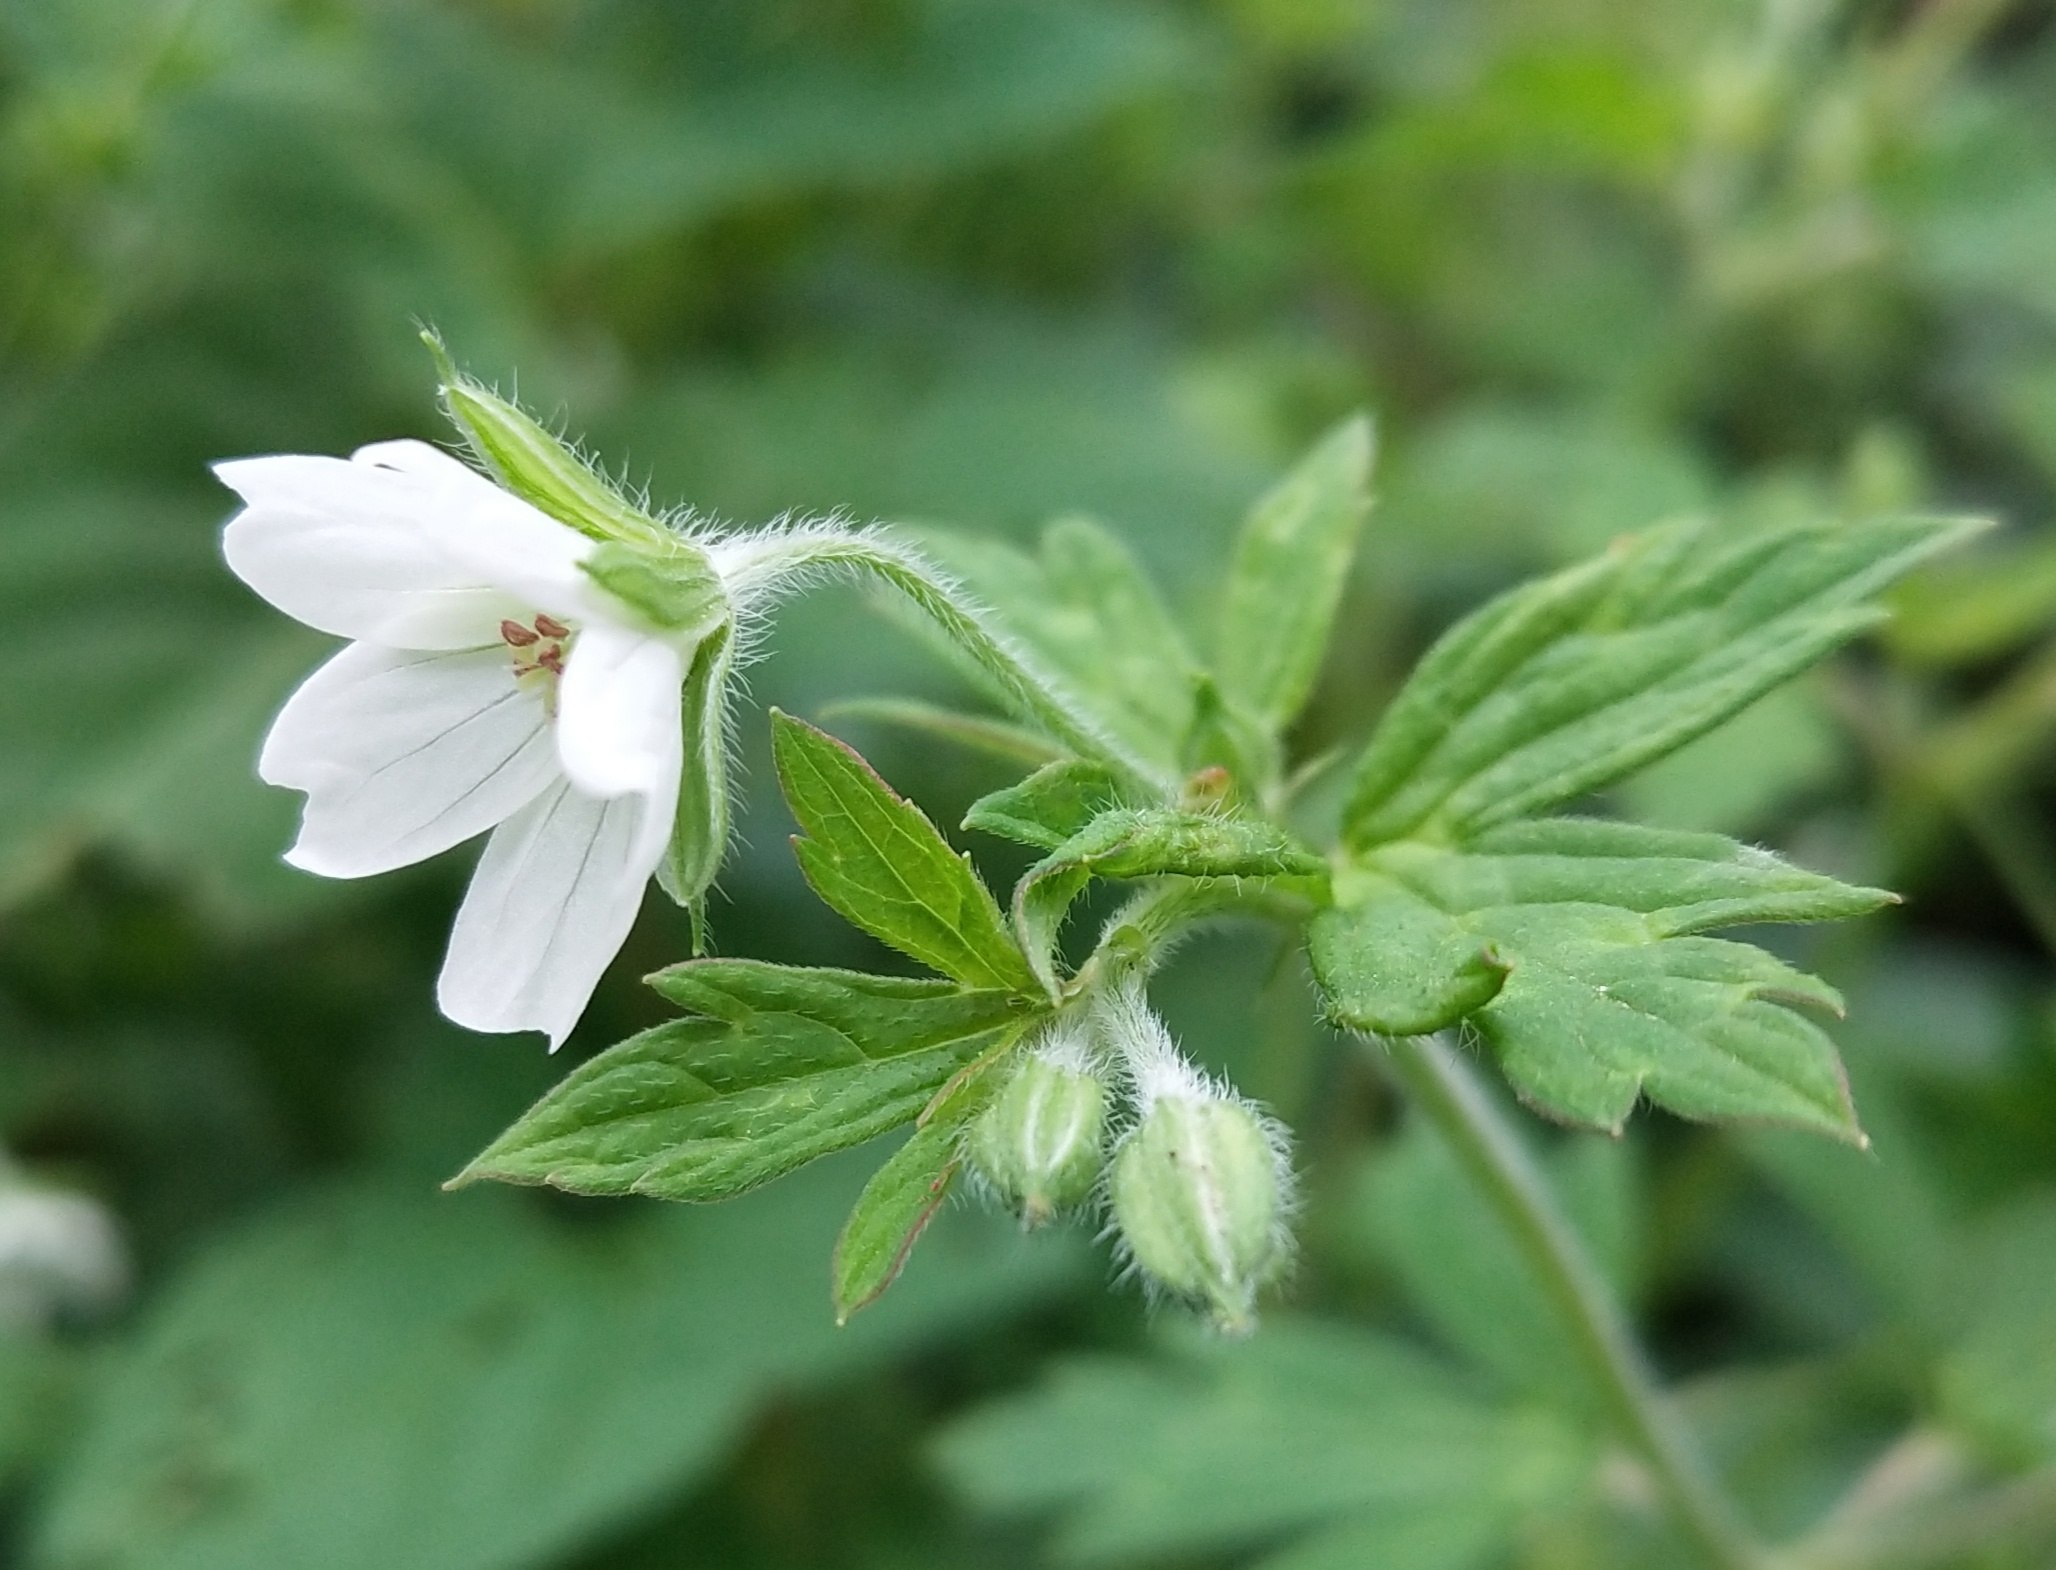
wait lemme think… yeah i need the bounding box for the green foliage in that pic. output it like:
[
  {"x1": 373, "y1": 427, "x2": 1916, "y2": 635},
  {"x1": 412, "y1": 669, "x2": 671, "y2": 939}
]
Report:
[
  {"x1": 1013, "y1": 806, "x2": 1324, "y2": 987},
  {"x1": 1216, "y1": 416, "x2": 1376, "y2": 731},
  {"x1": 33, "y1": 1165, "x2": 1077, "y2": 1570},
  {"x1": 1319, "y1": 822, "x2": 1892, "y2": 1137},
  {"x1": 453, "y1": 962, "x2": 1034, "y2": 1202},
  {"x1": 771, "y1": 710, "x2": 1038, "y2": 995},
  {"x1": 13, "y1": 0, "x2": 2056, "y2": 1565},
  {"x1": 833, "y1": 1061, "x2": 1004, "y2": 1324},
  {"x1": 1341, "y1": 518, "x2": 1980, "y2": 848},
  {"x1": 935, "y1": 1321, "x2": 1590, "y2": 1569},
  {"x1": 962, "y1": 759, "x2": 1136, "y2": 851},
  {"x1": 1313, "y1": 518, "x2": 1968, "y2": 1138}
]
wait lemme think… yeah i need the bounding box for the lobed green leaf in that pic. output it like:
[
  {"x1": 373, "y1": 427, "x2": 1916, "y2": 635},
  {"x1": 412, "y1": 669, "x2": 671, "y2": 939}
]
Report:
[
  {"x1": 771, "y1": 711, "x2": 1038, "y2": 993},
  {"x1": 1313, "y1": 824, "x2": 1889, "y2": 1138},
  {"x1": 453, "y1": 962, "x2": 1037, "y2": 1201},
  {"x1": 1216, "y1": 415, "x2": 1376, "y2": 730},
  {"x1": 1342, "y1": 515, "x2": 1986, "y2": 849}
]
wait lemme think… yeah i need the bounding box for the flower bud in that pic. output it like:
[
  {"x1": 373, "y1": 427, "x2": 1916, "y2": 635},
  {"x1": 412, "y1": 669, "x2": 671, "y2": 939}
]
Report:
[
  {"x1": 1110, "y1": 1073, "x2": 1290, "y2": 1335},
  {"x1": 968, "y1": 1039, "x2": 1108, "y2": 1226}
]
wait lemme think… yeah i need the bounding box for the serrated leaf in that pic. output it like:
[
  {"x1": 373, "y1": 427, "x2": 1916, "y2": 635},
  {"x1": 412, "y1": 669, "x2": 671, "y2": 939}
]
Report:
[
  {"x1": 935, "y1": 1321, "x2": 1588, "y2": 1568},
  {"x1": 1343, "y1": 515, "x2": 1985, "y2": 849},
  {"x1": 453, "y1": 961, "x2": 1038, "y2": 1202},
  {"x1": 1217, "y1": 415, "x2": 1376, "y2": 729},
  {"x1": 1013, "y1": 807, "x2": 1327, "y2": 988},
  {"x1": 913, "y1": 516, "x2": 1199, "y2": 774},
  {"x1": 1316, "y1": 825, "x2": 1888, "y2": 1138},
  {"x1": 833, "y1": 1060, "x2": 1004, "y2": 1322},
  {"x1": 771, "y1": 711, "x2": 1038, "y2": 994},
  {"x1": 962, "y1": 759, "x2": 1133, "y2": 850},
  {"x1": 1373, "y1": 820, "x2": 1897, "y2": 933}
]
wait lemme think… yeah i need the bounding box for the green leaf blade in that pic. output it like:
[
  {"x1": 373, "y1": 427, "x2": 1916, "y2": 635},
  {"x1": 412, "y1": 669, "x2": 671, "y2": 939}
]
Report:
[
  {"x1": 962, "y1": 759, "x2": 1133, "y2": 850},
  {"x1": 1343, "y1": 515, "x2": 1986, "y2": 850},
  {"x1": 455, "y1": 962, "x2": 1037, "y2": 1201},
  {"x1": 833, "y1": 1060, "x2": 1005, "y2": 1322},
  {"x1": 1315, "y1": 825, "x2": 1881, "y2": 1140},
  {"x1": 772, "y1": 711, "x2": 1038, "y2": 994},
  {"x1": 1216, "y1": 415, "x2": 1376, "y2": 729},
  {"x1": 1308, "y1": 870, "x2": 1510, "y2": 1038}
]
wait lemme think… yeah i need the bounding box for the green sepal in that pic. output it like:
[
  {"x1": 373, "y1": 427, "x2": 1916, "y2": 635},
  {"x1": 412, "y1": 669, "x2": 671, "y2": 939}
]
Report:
[
  {"x1": 449, "y1": 962, "x2": 1039, "y2": 1202},
  {"x1": 653, "y1": 627, "x2": 735, "y2": 938},
  {"x1": 834, "y1": 1051, "x2": 1011, "y2": 1323},
  {"x1": 963, "y1": 759, "x2": 1135, "y2": 851},
  {"x1": 772, "y1": 712, "x2": 1039, "y2": 995},
  {"x1": 424, "y1": 331, "x2": 668, "y2": 548},
  {"x1": 582, "y1": 541, "x2": 730, "y2": 638}
]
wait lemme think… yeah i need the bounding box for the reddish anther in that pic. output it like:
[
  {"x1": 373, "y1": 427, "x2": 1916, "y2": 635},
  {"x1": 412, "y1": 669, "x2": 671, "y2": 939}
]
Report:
[
  {"x1": 533, "y1": 613, "x2": 570, "y2": 639},
  {"x1": 500, "y1": 619, "x2": 540, "y2": 647}
]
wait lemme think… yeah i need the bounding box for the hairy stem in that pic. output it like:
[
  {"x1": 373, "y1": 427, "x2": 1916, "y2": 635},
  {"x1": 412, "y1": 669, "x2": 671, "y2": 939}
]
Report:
[
  {"x1": 1379, "y1": 1034, "x2": 1764, "y2": 1570},
  {"x1": 719, "y1": 529, "x2": 1168, "y2": 797}
]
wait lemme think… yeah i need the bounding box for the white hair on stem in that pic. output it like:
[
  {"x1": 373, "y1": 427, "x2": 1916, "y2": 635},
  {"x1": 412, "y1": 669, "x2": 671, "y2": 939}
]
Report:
[{"x1": 698, "y1": 518, "x2": 1171, "y2": 797}]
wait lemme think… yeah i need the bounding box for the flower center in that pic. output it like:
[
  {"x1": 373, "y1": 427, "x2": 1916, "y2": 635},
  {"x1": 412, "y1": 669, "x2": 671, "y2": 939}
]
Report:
[{"x1": 500, "y1": 614, "x2": 573, "y2": 716}]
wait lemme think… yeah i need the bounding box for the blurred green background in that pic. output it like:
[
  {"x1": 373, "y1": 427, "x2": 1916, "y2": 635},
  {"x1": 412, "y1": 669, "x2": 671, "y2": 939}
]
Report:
[{"x1": 6, "y1": 0, "x2": 2056, "y2": 1566}]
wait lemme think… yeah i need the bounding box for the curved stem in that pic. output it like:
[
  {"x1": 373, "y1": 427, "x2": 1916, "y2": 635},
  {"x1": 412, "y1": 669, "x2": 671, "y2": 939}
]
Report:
[
  {"x1": 1379, "y1": 1033, "x2": 1765, "y2": 1570},
  {"x1": 717, "y1": 528, "x2": 1170, "y2": 797}
]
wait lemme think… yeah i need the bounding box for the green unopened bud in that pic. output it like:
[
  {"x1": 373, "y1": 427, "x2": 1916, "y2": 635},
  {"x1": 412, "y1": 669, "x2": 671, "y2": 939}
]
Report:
[
  {"x1": 968, "y1": 1039, "x2": 1107, "y2": 1226},
  {"x1": 1111, "y1": 1082, "x2": 1289, "y2": 1335},
  {"x1": 423, "y1": 331, "x2": 666, "y2": 549}
]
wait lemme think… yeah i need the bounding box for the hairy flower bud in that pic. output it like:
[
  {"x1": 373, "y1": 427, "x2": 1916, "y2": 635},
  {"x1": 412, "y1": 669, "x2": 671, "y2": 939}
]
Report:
[
  {"x1": 968, "y1": 1036, "x2": 1107, "y2": 1226},
  {"x1": 1101, "y1": 992, "x2": 1291, "y2": 1333}
]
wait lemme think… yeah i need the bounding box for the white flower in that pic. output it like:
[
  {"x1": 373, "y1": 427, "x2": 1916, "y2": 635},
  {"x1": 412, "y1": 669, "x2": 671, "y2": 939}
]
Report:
[{"x1": 217, "y1": 438, "x2": 695, "y2": 1047}]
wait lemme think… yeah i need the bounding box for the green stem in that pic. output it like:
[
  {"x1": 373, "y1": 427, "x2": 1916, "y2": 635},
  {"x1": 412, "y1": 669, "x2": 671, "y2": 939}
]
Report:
[
  {"x1": 723, "y1": 529, "x2": 1169, "y2": 798},
  {"x1": 1379, "y1": 1034, "x2": 1765, "y2": 1570}
]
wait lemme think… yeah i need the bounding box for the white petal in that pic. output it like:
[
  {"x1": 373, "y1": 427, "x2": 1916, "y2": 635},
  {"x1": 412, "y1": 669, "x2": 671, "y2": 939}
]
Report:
[
  {"x1": 555, "y1": 623, "x2": 686, "y2": 800},
  {"x1": 216, "y1": 441, "x2": 598, "y2": 646},
  {"x1": 436, "y1": 776, "x2": 674, "y2": 1047},
  {"x1": 261, "y1": 642, "x2": 560, "y2": 878}
]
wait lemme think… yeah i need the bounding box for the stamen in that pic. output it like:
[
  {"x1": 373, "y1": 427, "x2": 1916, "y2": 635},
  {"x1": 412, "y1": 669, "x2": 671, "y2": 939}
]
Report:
[
  {"x1": 533, "y1": 613, "x2": 570, "y2": 639},
  {"x1": 500, "y1": 619, "x2": 540, "y2": 647}
]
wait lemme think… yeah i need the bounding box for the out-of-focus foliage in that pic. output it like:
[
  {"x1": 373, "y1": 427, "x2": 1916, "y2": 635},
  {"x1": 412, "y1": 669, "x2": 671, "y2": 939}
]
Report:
[{"x1": 7, "y1": 0, "x2": 2056, "y2": 1567}]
